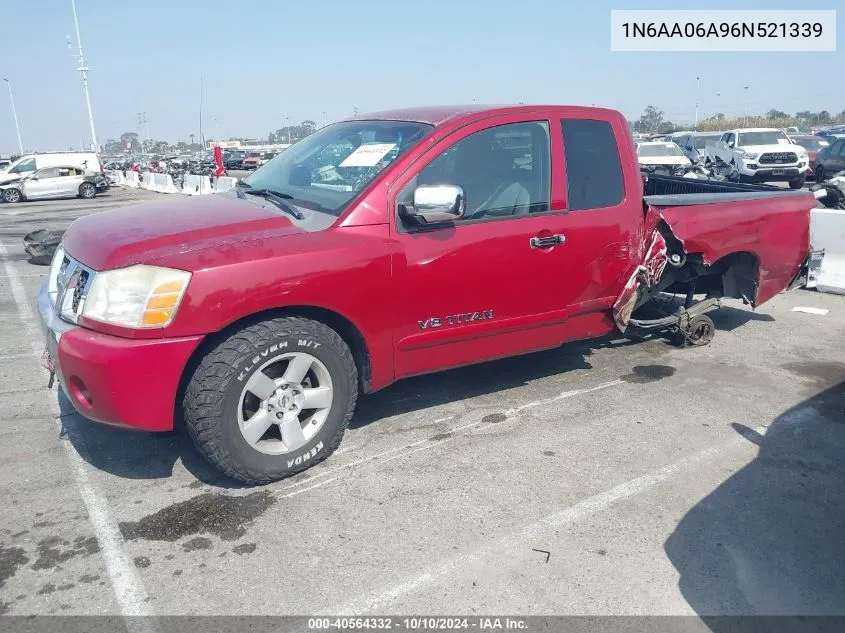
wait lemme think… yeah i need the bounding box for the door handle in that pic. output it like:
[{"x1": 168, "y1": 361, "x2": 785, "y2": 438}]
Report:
[{"x1": 530, "y1": 234, "x2": 565, "y2": 249}]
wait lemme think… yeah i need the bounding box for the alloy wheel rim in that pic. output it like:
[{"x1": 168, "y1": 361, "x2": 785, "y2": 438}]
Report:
[{"x1": 237, "y1": 352, "x2": 333, "y2": 455}]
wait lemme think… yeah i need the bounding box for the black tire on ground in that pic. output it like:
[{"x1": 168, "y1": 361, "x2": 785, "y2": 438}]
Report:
[
  {"x1": 183, "y1": 316, "x2": 358, "y2": 485},
  {"x1": 4, "y1": 188, "x2": 21, "y2": 203},
  {"x1": 816, "y1": 166, "x2": 825, "y2": 183},
  {"x1": 78, "y1": 182, "x2": 96, "y2": 198},
  {"x1": 677, "y1": 314, "x2": 716, "y2": 347},
  {"x1": 788, "y1": 175, "x2": 806, "y2": 190}
]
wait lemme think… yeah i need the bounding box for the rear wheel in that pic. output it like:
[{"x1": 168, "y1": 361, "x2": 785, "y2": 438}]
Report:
[
  {"x1": 4, "y1": 188, "x2": 22, "y2": 203},
  {"x1": 78, "y1": 182, "x2": 96, "y2": 198},
  {"x1": 677, "y1": 314, "x2": 716, "y2": 347},
  {"x1": 183, "y1": 316, "x2": 358, "y2": 485}
]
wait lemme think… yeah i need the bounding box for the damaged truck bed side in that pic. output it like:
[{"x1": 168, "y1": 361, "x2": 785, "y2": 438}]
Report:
[
  {"x1": 613, "y1": 174, "x2": 818, "y2": 343},
  {"x1": 41, "y1": 105, "x2": 820, "y2": 483}
]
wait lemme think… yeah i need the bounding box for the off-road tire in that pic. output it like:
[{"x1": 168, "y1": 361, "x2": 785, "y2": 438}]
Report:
[{"x1": 183, "y1": 316, "x2": 358, "y2": 485}]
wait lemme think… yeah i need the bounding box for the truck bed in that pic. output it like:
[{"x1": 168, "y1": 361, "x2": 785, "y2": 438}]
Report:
[
  {"x1": 643, "y1": 174, "x2": 809, "y2": 206},
  {"x1": 638, "y1": 174, "x2": 816, "y2": 312}
]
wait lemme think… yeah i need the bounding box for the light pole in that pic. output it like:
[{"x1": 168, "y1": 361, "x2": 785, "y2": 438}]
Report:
[
  {"x1": 2, "y1": 78, "x2": 23, "y2": 154},
  {"x1": 743, "y1": 86, "x2": 749, "y2": 125},
  {"x1": 694, "y1": 76, "x2": 700, "y2": 130},
  {"x1": 68, "y1": 0, "x2": 98, "y2": 151}
]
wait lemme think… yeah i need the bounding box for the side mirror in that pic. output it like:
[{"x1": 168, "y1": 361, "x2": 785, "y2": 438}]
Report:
[
  {"x1": 406, "y1": 185, "x2": 465, "y2": 223},
  {"x1": 727, "y1": 141, "x2": 735, "y2": 148}
]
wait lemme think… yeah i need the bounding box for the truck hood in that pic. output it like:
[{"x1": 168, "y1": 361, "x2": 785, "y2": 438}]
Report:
[
  {"x1": 62, "y1": 194, "x2": 303, "y2": 271},
  {"x1": 740, "y1": 143, "x2": 805, "y2": 156}
]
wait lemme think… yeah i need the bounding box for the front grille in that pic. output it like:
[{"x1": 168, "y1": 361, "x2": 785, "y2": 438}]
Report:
[
  {"x1": 759, "y1": 152, "x2": 798, "y2": 165},
  {"x1": 49, "y1": 248, "x2": 96, "y2": 323}
]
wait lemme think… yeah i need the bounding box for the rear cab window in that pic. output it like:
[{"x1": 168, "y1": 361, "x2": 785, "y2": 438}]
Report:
[{"x1": 560, "y1": 119, "x2": 624, "y2": 211}]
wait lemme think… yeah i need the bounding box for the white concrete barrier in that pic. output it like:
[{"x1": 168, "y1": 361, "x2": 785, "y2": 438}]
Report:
[
  {"x1": 810, "y1": 207, "x2": 845, "y2": 295},
  {"x1": 123, "y1": 171, "x2": 140, "y2": 188},
  {"x1": 214, "y1": 176, "x2": 239, "y2": 193},
  {"x1": 140, "y1": 171, "x2": 156, "y2": 191},
  {"x1": 152, "y1": 172, "x2": 180, "y2": 194},
  {"x1": 182, "y1": 173, "x2": 213, "y2": 195}
]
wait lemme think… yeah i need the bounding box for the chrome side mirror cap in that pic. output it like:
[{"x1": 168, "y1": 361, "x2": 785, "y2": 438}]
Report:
[{"x1": 410, "y1": 184, "x2": 465, "y2": 223}]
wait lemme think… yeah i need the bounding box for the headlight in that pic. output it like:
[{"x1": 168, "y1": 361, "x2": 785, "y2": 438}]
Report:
[
  {"x1": 740, "y1": 151, "x2": 759, "y2": 160},
  {"x1": 83, "y1": 265, "x2": 191, "y2": 328}
]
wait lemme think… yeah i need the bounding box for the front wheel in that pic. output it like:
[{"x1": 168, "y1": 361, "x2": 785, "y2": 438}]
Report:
[
  {"x1": 3, "y1": 188, "x2": 22, "y2": 203},
  {"x1": 788, "y1": 175, "x2": 806, "y2": 190},
  {"x1": 183, "y1": 316, "x2": 358, "y2": 485},
  {"x1": 78, "y1": 182, "x2": 96, "y2": 198}
]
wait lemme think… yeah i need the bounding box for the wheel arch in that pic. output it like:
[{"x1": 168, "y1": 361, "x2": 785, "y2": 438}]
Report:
[
  {"x1": 674, "y1": 250, "x2": 761, "y2": 306},
  {"x1": 176, "y1": 305, "x2": 373, "y2": 420}
]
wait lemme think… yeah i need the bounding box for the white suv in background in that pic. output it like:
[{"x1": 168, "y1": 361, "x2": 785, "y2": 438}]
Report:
[{"x1": 707, "y1": 128, "x2": 809, "y2": 188}]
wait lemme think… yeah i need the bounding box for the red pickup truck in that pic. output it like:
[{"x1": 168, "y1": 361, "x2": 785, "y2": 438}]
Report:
[{"x1": 39, "y1": 105, "x2": 818, "y2": 484}]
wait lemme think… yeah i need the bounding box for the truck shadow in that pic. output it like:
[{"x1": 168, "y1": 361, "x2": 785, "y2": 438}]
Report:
[
  {"x1": 57, "y1": 304, "x2": 771, "y2": 488},
  {"x1": 664, "y1": 379, "x2": 845, "y2": 623}
]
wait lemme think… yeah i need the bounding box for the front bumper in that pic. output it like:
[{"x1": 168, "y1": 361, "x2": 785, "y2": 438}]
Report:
[{"x1": 38, "y1": 285, "x2": 204, "y2": 431}]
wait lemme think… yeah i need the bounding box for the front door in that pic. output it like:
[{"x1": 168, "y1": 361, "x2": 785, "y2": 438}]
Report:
[
  {"x1": 389, "y1": 116, "x2": 582, "y2": 378},
  {"x1": 23, "y1": 167, "x2": 59, "y2": 199}
]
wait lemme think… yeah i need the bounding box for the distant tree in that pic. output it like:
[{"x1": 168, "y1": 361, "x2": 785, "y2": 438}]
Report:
[
  {"x1": 103, "y1": 138, "x2": 122, "y2": 154},
  {"x1": 638, "y1": 105, "x2": 664, "y2": 133},
  {"x1": 767, "y1": 109, "x2": 789, "y2": 119},
  {"x1": 818, "y1": 110, "x2": 832, "y2": 122},
  {"x1": 838, "y1": 110, "x2": 845, "y2": 121},
  {"x1": 796, "y1": 110, "x2": 817, "y2": 120},
  {"x1": 657, "y1": 121, "x2": 676, "y2": 134},
  {"x1": 119, "y1": 132, "x2": 141, "y2": 152}
]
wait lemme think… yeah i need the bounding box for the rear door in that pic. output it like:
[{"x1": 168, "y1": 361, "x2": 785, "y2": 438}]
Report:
[{"x1": 54, "y1": 167, "x2": 84, "y2": 197}]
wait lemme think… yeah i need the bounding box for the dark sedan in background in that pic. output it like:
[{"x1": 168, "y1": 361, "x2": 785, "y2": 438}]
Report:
[
  {"x1": 815, "y1": 138, "x2": 845, "y2": 182},
  {"x1": 790, "y1": 135, "x2": 829, "y2": 180}
]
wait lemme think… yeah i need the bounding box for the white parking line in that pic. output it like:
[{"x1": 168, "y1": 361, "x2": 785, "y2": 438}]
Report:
[
  {"x1": 332, "y1": 422, "x2": 772, "y2": 615},
  {"x1": 0, "y1": 243, "x2": 158, "y2": 630},
  {"x1": 274, "y1": 381, "x2": 625, "y2": 500}
]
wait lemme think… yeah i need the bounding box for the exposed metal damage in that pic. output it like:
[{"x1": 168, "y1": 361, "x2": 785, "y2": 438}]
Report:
[{"x1": 612, "y1": 209, "x2": 761, "y2": 345}]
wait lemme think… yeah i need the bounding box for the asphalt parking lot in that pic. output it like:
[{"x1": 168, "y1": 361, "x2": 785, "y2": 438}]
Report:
[{"x1": 0, "y1": 189, "x2": 844, "y2": 621}]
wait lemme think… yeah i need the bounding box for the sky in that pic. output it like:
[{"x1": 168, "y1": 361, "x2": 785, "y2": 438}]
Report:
[{"x1": 0, "y1": 0, "x2": 841, "y2": 153}]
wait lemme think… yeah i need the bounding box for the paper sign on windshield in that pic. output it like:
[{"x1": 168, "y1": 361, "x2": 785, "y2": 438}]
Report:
[{"x1": 339, "y1": 143, "x2": 396, "y2": 167}]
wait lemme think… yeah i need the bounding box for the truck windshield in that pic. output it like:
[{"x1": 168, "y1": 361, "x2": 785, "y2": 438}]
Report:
[
  {"x1": 242, "y1": 120, "x2": 433, "y2": 215},
  {"x1": 638, "y1": 144, "x2": 684, "y2": 157},
  {"x1": 737, "y1": 131, "x2": 789, "y2": 146}
]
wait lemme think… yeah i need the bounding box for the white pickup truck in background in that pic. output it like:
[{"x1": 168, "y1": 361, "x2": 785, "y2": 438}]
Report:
[{"x1": 704, "y1": 128, "x2": 809, "y2": 189}]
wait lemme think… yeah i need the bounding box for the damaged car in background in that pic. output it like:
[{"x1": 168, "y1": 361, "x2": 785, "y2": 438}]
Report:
[{"x1": 38, "y1": 105, "x2": 821, "y2": 485}]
